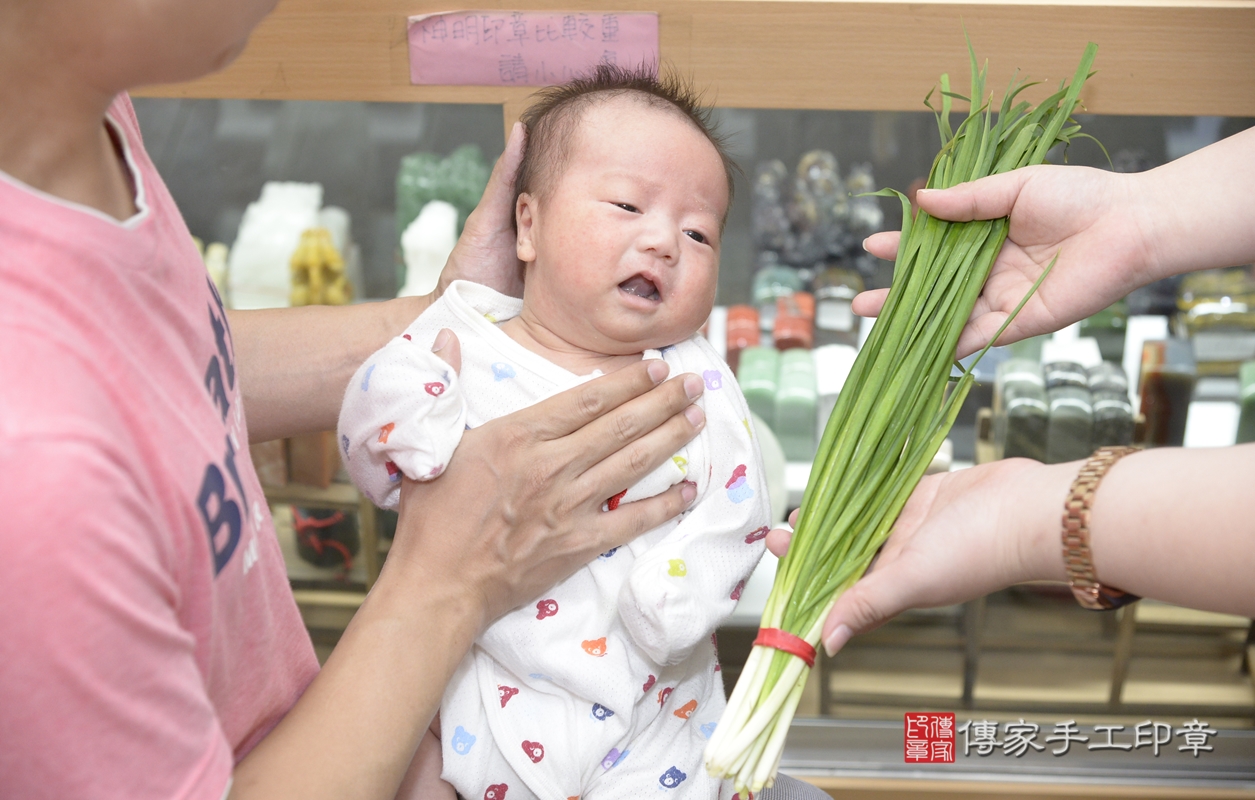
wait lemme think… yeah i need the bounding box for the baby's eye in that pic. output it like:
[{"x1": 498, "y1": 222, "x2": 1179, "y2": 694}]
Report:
[
  {"x1": 614, "y1": 202, "x2": 639, "y2": 213},
  {"x1": 685, "y1": 230, "x2": 709, "y2": 245}
]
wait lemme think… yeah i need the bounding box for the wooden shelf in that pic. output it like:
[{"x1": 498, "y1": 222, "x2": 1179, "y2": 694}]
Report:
[
  {"x1": 801, "y1": 589, "x2": 1255, "y2": 723},
  {"x1": 261, "y1": 481, "x2": 360, "y2": 509},
  {"x1": 292, "y1": 589, "x2": 368, "y2": 608},
  {"x1": 1137, "y1": 600, "x2": 1253, "y2": 631},
  {"x1": 798, "y1": 775, "x2": 1255, "y2": 799},
  {"x1": 136, "y1": 0, "x2": 1255, "y2": 119},
  {"x1": 263, "y1": 481, "x2": 384, "y2": 593},
  {"x1": 292, "y1": 589, "x2": 367, "y2": 631}
]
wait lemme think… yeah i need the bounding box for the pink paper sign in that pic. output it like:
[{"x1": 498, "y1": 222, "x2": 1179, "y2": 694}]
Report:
[{"x1": 407, "y1": 11, "x2": 659, "y2": 87}]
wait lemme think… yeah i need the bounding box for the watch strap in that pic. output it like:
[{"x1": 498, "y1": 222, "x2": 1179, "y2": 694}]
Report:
[{"x1": 1062, "y1": 446, "x2": 1140, "y2": 611}]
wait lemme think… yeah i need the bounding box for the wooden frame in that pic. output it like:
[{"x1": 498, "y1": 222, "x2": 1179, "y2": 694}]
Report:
[{"x1": 138, "y1": 0, "x2": 1255, "y2": 131}]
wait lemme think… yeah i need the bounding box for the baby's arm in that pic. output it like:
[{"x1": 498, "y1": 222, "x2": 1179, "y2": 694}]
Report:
[
  {"x1": 338, "y1": 334, "x2": 467, "y2": 510},
  {"x1": 618, "y1": 349, "x2": 770, "y2": 666}
]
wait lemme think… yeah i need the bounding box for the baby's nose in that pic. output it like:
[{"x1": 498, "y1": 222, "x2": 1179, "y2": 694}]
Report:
[{"x1": 640, "y1": 219, "x2": 680, "y2": 261}]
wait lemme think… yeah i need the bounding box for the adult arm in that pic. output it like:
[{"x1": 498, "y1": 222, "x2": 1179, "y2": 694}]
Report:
[
  {"x1": 230, "y1": 124, "x2": 528, "y2": 443},
  {"x1": 765, "y1": 445, "x2": 1255, "y2": 657},
  {"x1": 232, "y1": 357, "x2": 708, "y2": 800},
  {"x1": 776, "y1": 128, "x2": 1255, "y2": 654},
  {"x1": 228, "y1": 295, "x2": 428, "y2": 442},
  {"x1": 855, "y1": 126, "x2": 1255, "y2": 357}
]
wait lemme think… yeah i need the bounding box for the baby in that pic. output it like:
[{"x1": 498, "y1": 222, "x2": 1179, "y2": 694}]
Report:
[{"x1": 339, "y1": 65, "x2": 770, "y2": 800}]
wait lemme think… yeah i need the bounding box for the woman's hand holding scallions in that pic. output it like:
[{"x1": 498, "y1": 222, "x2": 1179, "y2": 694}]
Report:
[
  {"x1": 855, "y1": 126, "x2": 1255, "y2": 357},
  {"x1": 769, "y1": 124, "x2": 1255, "y2": 662}
]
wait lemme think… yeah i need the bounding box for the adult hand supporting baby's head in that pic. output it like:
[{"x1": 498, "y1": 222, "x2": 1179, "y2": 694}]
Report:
[
  {"x1": 437, "y1": 122, "x2": 527, "y2": 299},
  {"x1": 387, "y1": 358, "x2": 708, "y2": 631}
]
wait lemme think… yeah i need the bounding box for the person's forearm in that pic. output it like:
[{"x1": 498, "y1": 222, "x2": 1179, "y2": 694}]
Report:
[
  {"x1": 229, "y1": 296, "x2": 430, "y2": 442},
  {"x1": 230, "y1": 554, "x2": 479, "y2": 800},
  {"x1": 229, "y1": 360, "x2": 705, "y2": 799},
  {"x1": 1017, "y1": 445, "x2": 1255, "y2": 617},
  {"x1": 1139, "y1": 126, "x2": 1255, "y2": 283}
]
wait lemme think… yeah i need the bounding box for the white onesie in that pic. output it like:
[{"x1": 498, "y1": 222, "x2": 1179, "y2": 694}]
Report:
[{"x1": 338, "y1": 281, "x2": 770, "y2": 800}]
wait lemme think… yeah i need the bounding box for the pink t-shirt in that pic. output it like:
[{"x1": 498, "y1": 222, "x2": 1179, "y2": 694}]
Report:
[{"x1": 0, "y1": 95, "x2": 318, "y2": 799}]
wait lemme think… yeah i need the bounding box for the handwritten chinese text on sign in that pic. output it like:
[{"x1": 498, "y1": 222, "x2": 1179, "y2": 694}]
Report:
[{"x1": 407, "y1": 11, "x2": 660, "y2": 87}]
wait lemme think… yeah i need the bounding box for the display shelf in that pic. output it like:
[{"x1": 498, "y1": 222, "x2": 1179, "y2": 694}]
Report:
[
  {"x1": 291, "y1": 589, "x2": 368, "y2": 632},
  {"x1": 799, "y1": 410, "x2": 1252, "y2": 722},
  {"x1": 263, "y1": 480, "x2": 383, "y2": 591},
  {"x1": 273, "y1": 500, "x2": 368, "y2": 585},
  {"x1": 973, "y1": 406, "x2": 1151, "y2": 466},
  {"x1": 290, "y1": 588, "x2": 368, "y2": 609},
  {"x1": 136, "y1": 0, "x2": 1255, "y2": 122},
  {"x1": 263, "y1": 480, "x2": 360, "y2": 508},
  {"x1": 799, "y1": 588, "x2": 1255, "y2": 724}
]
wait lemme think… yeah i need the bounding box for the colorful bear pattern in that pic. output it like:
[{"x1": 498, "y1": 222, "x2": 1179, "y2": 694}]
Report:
[
  {"x1": 342, "y1": 283, "x2": 768, "y2": 800},
  {"x1": 338, "y1": 324, "x2": 465, "y2": 511}
]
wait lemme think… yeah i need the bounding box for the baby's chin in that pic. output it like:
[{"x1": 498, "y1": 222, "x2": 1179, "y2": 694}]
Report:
[
  {"x1": 576, "y1": 312, "x2": 713, "y2": 355},
  {"x1": 600, "y1": 330, "x2": 700, "y2": 355}
]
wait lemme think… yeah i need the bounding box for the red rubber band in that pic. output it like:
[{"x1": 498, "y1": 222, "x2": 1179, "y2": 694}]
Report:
[{"x1": 752, "y1": 628, "x2": 816, "y2": 668}]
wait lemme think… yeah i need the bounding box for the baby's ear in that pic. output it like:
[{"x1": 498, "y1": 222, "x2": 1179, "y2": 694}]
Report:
[{"x1": 515, "y1": 193, "x2": 538, "y2": 263}]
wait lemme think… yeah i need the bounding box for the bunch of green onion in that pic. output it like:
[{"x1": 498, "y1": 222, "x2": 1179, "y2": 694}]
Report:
[{"x1": 706, "y1": 41, "x2": 1098, "y2": 791}]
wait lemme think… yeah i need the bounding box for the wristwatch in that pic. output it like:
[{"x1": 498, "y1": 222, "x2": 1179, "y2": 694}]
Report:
[{"x1": 1061, "y1": 446, "x2": 1140, "y2": 610}]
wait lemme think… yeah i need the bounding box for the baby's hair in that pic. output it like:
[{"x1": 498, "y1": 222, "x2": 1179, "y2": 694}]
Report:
[{"x1": 514, "y1": 63, "x2": 736, "y2": 216}]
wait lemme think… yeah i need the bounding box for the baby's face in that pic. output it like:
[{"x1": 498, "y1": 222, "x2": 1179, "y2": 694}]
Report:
[{"x1": 515, "y1": 96, "x2": 728, "y2": 355}]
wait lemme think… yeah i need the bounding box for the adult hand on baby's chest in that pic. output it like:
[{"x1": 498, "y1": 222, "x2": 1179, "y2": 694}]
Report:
[{"x1": 389, "y1": 360, "x2": 704, "y2": 629}]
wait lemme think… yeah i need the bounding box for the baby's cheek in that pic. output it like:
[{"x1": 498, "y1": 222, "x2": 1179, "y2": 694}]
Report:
[{"x1": 677, "y1": 272, "x2": 718, "y2": 327}]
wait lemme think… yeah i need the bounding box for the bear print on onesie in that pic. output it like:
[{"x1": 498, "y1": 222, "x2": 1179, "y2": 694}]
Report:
[{"x1": 338, "y1": 281, "x2": 771, "y2": 799}]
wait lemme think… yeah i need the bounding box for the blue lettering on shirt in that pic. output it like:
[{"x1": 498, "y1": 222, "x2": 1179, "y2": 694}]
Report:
[
  {"x1": 205, "y1": 356, "x2": 229, "y2": 422},
  {"x1": 198, "y1": 461, "x2": 241, "y2": 575},
  {"x1": 208, "y1": 303, "x2": 235, "y2": 390},
  {"x1": 200, "y1": 279, "x2": 246, "y2": 577}
]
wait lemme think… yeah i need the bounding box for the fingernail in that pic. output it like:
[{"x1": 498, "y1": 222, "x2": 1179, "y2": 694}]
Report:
[
  {"x1": 432, "y1": 329, "x2": 452, "y2": 353},
  {"x1": 680, "y1": 480, "x2": 697, "y2": 505},
  {"x1": 684, "y1": 404, "x2": 705, "y2": 429},
  {"x1": 917, "y1": 188, "x2": 935, "y2": 197},
  {"x1": 823, "y1": 624, "x2": 853, "y2": 657},
  {"x1": 861, "y1": 236, "x2": 871, "y2": 251},
  {"x1": 683, "y1": 375, "x2": 704, "y2": 400},
  {"x1": 647, "y1": 360, "x2": 669, "y2": 384}
]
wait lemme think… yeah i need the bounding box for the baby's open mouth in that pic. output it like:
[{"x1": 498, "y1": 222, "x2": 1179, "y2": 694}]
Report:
[{"x1": 619, "y1": 274, "x2": 660, "y2": 302}]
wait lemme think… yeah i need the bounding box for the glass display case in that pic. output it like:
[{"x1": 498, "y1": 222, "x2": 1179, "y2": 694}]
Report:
[{"x1": 136, "y1": 2, "x2": 1255, "y2": 794}]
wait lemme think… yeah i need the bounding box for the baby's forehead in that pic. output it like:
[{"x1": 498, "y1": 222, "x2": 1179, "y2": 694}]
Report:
[
  {"x1": 563, "y1": 93, "x2": 694, "y2": 154},
  {"x1": 550, "y1": 96, "x2": 730, "y2": 202}
]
